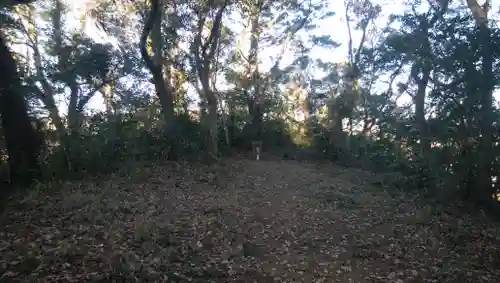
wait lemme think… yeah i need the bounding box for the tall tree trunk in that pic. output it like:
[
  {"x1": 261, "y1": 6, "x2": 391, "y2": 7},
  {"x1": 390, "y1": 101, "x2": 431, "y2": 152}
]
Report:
[
  {"x1": 151, "y1": 0, "x2": 163, "y2": 66},
  {"x1": 67, "y1": 84, "x2": 80, "y2": 133},
  {"x1": 26, "y1": 3, "x2": 66, "y2": 140},
  {"x1": 197, "y1": 61, "x2": 219, "y2": 157},
  {"x1": 464, "y1": 0, "x2": 494, "y2": 208},
  {"x1": 193, "y1": 0, "x2": 228, "y2": 158},
  {"x1": 477, "y1": 23, "x2": 494, "y2": 208},
  {"x1": 102, "y1": 84, "x2": 114, "y2": 115},
  {"x1": 247, "y1": 5, "x2": 262, "y2": 142},
  {"x1": 45, "y1": 99, "x2": 65, "y2": 139},
  {"x1": 0, "y1": 34, "x2": 41, "y2": 186},
  {"x1": 140, "y1": 0, "x2": 176, "y2": 149},
  {"x1": 328, "y1": 105, "x2": 343, "y2": 160},
  {"x1": 51, "y1": 0, "x2": 81, "y2": 136},
  {"x1": 211, "y1": 40, "x2": 229, "y2": 146},
  {"x1": 202, "y1": 76, "x2": 218, "y2": 157},
  {"x1": 414, "y1": 67, "x2": 431, "y2": 156},
  {"x1": 217, "y1": 93, "x2": 230, "y2": 146},
  {"x1": 411, "y1": 9, "x2": 446, "y2": 157}
]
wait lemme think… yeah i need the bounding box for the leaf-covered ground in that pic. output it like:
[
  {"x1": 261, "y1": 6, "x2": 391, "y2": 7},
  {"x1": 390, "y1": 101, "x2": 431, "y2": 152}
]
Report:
[{"x1": 1, "y1": 158, "x2": 500, "y2": 282}]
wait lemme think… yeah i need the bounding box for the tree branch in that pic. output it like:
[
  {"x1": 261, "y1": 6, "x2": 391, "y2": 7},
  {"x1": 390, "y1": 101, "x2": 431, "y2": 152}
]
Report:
[
  {"x1": 76, "y1": 77, "x2": 119, "y2": 111},
  {"x1": 139, "y1": 0, "x2": 160, "y2": 78}
]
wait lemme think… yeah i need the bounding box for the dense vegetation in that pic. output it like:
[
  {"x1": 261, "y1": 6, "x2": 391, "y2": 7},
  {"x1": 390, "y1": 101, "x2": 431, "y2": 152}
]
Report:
[{"x1": 1, "y1": 0, "x2": 500, "y2": 281}]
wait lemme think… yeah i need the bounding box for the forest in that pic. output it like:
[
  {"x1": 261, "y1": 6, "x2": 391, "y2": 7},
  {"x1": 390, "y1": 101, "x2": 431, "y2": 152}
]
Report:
[{"x1": 1, "y1": 0, "x2": 500, "y2": 281}]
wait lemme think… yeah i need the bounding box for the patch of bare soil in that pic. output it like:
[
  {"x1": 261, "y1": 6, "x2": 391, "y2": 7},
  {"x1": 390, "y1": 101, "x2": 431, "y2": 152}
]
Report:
[{"x1": 1, "y1": 158, "x2": 499, "y2": 282}]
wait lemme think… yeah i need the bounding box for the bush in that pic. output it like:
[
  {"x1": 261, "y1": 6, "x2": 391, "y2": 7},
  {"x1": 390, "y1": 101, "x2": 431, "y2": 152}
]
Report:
[{"x1": 43, "y1": 113, "x2": 204, "y2": 180}]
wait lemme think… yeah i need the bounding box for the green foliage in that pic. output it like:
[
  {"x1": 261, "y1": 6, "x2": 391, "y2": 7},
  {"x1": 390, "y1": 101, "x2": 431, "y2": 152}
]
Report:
[
  {"x1": 4, "y1": 0, "x2": 500, "y2": 280},
  {"x1": 1, "y1": 0, "x2": 499, "y2": 216},
  {"x1": 43, "y1": 112, "x2": 204, "y2": 180},
  {"x1": 261, "y1": 119, "x2": 294, "y2": 148}
]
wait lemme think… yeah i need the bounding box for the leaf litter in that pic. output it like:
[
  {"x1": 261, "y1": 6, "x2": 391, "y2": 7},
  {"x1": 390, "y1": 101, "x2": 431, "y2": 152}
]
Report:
[{"x1": 0, "y1": 158, "x2": 500, "y2": 282}]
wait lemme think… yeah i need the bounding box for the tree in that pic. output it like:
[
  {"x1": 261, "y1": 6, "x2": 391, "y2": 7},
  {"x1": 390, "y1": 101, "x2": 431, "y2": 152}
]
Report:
[
  {"x1": 0, "y1": 0, "x2": 42, "y2": 188},
  {"x1": 191, "y1": 0, "x2": 230, "y2": 158},
  {"x1": 464, "y1": 0, "x2": 495, "y2": 209},
  {"x1": 139, "y1": 0, "x2": 176, "y2": 145}
]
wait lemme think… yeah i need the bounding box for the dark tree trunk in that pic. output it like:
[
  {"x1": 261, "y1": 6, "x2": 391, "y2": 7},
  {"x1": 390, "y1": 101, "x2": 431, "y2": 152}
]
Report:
[
  {"x1": 248, "y1": 95, "x2": 263, "y2": 141},
  {"x1": 414, "y1": 67, "x2": 431, "y2": 157},
  {"x1": 139, "y1": 0, "x2": 177, "y2": 159},
  {"x1": 477, "y1": 23, "x2": 494, "y2": 209},
  {"x1": 0, "y1": 34, "x2": 42, "y2": 187}
]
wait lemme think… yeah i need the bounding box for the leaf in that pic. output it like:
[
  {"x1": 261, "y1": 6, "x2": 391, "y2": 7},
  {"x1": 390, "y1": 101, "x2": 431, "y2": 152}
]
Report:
[{"x1": 1, "y1": 159, "x2": 499, "y2": 282}]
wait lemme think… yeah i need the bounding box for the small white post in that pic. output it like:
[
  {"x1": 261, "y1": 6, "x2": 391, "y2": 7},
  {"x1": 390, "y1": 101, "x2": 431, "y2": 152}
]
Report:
[{"x1": 252, "y1": 140, "x2": 262, "y2": 161}]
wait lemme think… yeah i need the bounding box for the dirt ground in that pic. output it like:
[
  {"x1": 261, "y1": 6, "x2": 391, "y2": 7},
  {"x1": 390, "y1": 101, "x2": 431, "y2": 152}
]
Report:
[{"x1": 1, "y1": 158, "x2": 500, "y2": 282}]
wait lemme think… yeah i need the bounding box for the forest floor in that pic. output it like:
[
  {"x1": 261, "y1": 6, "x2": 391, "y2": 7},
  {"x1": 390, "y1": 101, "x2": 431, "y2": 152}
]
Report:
[{"x1": 1, "y1": 157, "x2": 500, "y2": 282}]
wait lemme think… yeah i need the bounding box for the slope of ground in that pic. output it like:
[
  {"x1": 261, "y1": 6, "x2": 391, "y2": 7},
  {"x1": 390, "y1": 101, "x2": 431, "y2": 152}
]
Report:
[{"x1": 1, "y1": 158, "x2": 499, "y2": 282}]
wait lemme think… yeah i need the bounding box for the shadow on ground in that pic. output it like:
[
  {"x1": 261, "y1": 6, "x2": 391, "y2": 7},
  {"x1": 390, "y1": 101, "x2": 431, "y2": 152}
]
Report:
[{"x1": 1, "y1": 158, "x2": 499, "y2": 282}]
